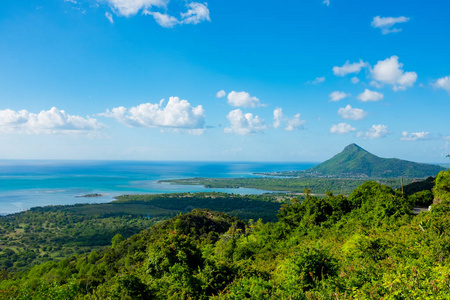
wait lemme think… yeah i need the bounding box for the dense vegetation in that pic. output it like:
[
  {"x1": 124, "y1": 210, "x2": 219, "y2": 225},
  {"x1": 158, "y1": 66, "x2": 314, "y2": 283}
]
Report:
[
  {"x1": 0, "y1": 193, "x2": 281, "y2": 273},
  {"x1": 113, "y1": 193, "x2": 283, "y2": 222},
  {"x1": 261, "y1": 143, "x2": 445, "y2": 178},
  {"x1": 162, "y1": 177, "x2": 413, "y2": 195},
  {"x1": 0, "y1": 169, "x2": 449, "y2": 298},
  {"x1": 0, "y1": 206, "x2": 155, "y2": 273}
]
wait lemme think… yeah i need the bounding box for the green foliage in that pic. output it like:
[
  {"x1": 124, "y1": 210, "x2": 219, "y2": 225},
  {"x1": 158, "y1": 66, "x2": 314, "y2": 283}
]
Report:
[
  {"x1": 111, "y1": 234, "x2": 125, "y2": 248},
  {"x1": 402, "y1": 176, "x2": 435, "y2": 196},
  {"x1": 114, "y1": 192, "x2": 281, "y2": 222},
  {"x1": 2, "y1": 177, "x2": 450, "y2": 299},
  {"x1": 277, "y1": 245, "x2": 338, "y2": 290},
  {"x1": 0, "y1": 208, "x2": 154, "y2": 273},
  {"x1": 409, "y1": 190, "x2": 434, "y2": 206},
  {"x1": 434, "y1": 169, "x2": 450, "y2": 203}
]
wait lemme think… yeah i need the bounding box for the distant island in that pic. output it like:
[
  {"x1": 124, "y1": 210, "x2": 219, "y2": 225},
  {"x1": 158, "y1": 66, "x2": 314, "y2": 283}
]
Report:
[
  {"x1": 75, "y1": 193, "x2": 105, "y2": 198},
  {"x1": 257, "y1": 143, "x2": 446, "y2": 179}
]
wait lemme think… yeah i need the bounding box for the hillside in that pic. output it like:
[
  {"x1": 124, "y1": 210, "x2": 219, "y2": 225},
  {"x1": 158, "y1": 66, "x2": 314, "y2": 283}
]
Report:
[
  {"x1": 306, "y1": 143, "x2": 445, "y2": 178},
  {"x1": 0, "y1": 193, "x2": 280, "y2": 273},
  {"x1": 1, "y1": 169, "x2": 450, "y2": 299}
]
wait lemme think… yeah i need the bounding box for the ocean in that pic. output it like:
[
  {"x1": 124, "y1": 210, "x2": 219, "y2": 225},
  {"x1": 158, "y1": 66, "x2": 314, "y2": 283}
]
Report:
[{"x1": 0, "y1": 160, "x2": 316, "y2": 215}]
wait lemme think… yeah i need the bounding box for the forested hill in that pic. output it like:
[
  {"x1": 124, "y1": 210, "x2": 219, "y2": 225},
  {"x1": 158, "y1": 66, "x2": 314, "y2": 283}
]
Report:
[
  {"x1": 1, "y1": 169, "x2": 450, "y2": 299},
  {"x1": 305, "y1": 143, "x2": 445, "y2": 178}
]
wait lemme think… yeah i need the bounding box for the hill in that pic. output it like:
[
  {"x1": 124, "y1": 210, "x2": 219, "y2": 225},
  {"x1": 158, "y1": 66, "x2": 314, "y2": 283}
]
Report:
[
  {"x1": 1, "y1": 170, "x2": 450, "y2": 299},
  {"x1": 0, "y1": 192, "x2": 280, "y2": 273},
  {"x1": 305, "y1": 143, "x2": 445, "y2": 178}
]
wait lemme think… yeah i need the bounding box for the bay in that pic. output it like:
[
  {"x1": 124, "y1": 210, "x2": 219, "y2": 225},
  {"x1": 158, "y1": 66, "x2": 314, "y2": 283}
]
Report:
[{"x1": 0, "y1": 160, "x2": 316, "y2": 215}]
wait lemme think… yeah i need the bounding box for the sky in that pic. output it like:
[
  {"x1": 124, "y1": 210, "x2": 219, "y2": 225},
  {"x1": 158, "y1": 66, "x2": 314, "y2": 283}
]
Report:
[{"x1": 0, "y1": 0, "x2": 449, "y2": 163}]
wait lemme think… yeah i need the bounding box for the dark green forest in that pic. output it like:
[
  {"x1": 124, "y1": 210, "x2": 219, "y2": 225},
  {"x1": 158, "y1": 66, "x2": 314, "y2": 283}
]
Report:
[
  {"x1": 1, "y1": 170, "x2": 450, "y2": 299},
  {"x1": 0, "y1": 193, "x2": 282, "y2": 273}
]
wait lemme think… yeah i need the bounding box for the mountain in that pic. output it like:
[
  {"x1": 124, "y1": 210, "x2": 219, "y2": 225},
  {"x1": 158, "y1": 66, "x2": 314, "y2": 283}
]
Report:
[{"x1": 305, "y1": 143, "x2": 445, "y2": 178}]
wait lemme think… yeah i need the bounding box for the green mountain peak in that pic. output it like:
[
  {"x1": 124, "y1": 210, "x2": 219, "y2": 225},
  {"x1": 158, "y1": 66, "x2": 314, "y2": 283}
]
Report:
[
  {"x1": 343, "y1": 143, "x2": 364, "y2": 152},
  {"x1": 306, "y1": 144, "x2": 444, "y2": 178}
]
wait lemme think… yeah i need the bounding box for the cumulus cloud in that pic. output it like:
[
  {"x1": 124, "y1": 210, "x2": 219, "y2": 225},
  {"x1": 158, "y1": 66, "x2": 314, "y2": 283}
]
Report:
[
  {"x1": 224, "y1": 109, "x2": 266, "y2": 135},
  {"x1": 272, "y1": 108, "x2": 306, "y2": 131},
  {"x1": 330, "y1": 123, "x2": 356, "y2": 134},
  {"x1": 371, "y1": 16, "x2": 410, "y2": 34},
  {"x1": 105, "y1": 12, "x2": 114, "y2": 23},
  {"x1": 338, "y1": 105, "x2": 367, "y2": 120},
  {"x1": 310, "y1": 76, "x2": 325, "y2": 84},
  {"x1": 433, "y1": 75, "x2": 450, "y2": 94},
  {"x1": 369, "y1": 81, "x2": 383, "y2": 89},
  {"x1": 104, "y1": 0, "x2": 210, "y2": 28},
  {"x1": 103, "y1": 0, "x2": 167, "y2": 17},
  {"x1": 273, "y1": 108, "x2": 283, "y2": 129},
  {"x1": 180, "y1": 2, "x2": 210, "y2": 24},
  {"x1": 227, "y1": 91, "x2": 261, "y2": 108},
  {"x1": 216, "y1": 90, "x2": 226, "y2": 98},
  {"x1": 370, "y1": 56, "x2": 417, "y2": 91},
  {"x1": 329, "y1": 91, "x2": 349, "y2": 102},
  {"x1": 357, "y1": 89, "x2": 384, "y2": 102},
  {"x1": 101, "y1": 97, "x2": 205, "y2": 134},
  {"x1": 357, "y1": 124, "x2": 390, "y2": 139},
  {"x1": 351, "y1": 77, "x2": 360, "y2": 84},
  {"x1": 401, "y1": 131, "x2": 431, "y2": 141},
  {"x1": 0, "y1": 107, "x2": 104, "y2": 135},
  {"x1": 332, "y1": 60, "x2": 369, "y2": 76},
  {"x1": 147, "y1": 11, "x2": 179, "y2": 27},
  {"x1": 285, "y1": 113, "x2": 306, "y2": 131}
]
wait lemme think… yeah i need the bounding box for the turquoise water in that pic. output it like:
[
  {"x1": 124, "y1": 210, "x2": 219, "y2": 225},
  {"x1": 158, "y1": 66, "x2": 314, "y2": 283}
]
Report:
[{"x1": 0, "y1": 161, "x2": 316, "y2": 215}]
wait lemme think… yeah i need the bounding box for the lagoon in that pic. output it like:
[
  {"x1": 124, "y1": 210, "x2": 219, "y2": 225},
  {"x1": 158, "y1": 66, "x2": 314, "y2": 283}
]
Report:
[{"x1": 0, "y1": 160, "x2": 316, "y2": 215}]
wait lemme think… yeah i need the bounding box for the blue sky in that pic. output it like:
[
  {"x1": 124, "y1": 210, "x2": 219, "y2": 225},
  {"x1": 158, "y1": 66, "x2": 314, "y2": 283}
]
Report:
[{"x1": 0, "y1": 0, "x2": 449, "y2": 162}]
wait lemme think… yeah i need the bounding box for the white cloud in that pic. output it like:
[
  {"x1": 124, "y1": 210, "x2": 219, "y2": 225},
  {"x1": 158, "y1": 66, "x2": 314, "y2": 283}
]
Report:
[
  {"x1": 433, "y1": 75, "x2": 450, "y2": 94},
  {"x1": 0, "y1": 107, "x2": 104, "y2": 135},
  {"x1": 351, "y1": 77, "x2": 360, "y2": 84},
  {"x1": 323, "y1": 0, "x2": 330, "y2": 6},
  {"x1": 369, "y1": 80, "x2": 383, "y2": 89},
  {"x1": 311, "y1": 76, "x2": 325, "y2": 84},
  {"x1": 147, "y1": 11, "x2": 179, "y2": 28},
  {"x1": 224, "y1": 109, "x2": 266, "y2": 135},
  {"x1": 401, "y1": 131, "x2": 431, "y2": 141},
  {"x1": 227, "y1": 91, "x2": 261, "y2": 108},
  {"x1": 370, "y1": 56, "x2": 417, "y2": 91},
  {"x1": 105, "y1": 12, "x2": 114, "y2": 23},
  {"x1": 103, "y1": 0, "x2": 167, "y2": 17},
  {"x1": 357, "y1": 124, "x2": 390, "y2": 139},
  {"x1": 180, "y1": 2, "x2": 210, "y2": 25},
  {"x1": 333, "y1": 60, "x2": 369, "y2": 76},
  {"x1": 273, "y1": 108, "x2": 283, "y2": 129},
  {"x1": 371, "y1": 16, "x2": 410, "y2": 34},
  {"x1": 272, "y1": 108, "x2": 306, "y2": 131},
  {"x1": 329, "y1": 91, "x2": 349, "y2": 102},
  {"x1": 101, "y1": 97, "x2": 205, "y2": 134},
  {"x1": 330, "y1": 123, "x2": 356, "y2": 134},
  {"x1": 285, "y1": 113, "x2": 306, "y2": 131},
  {"x1": 216, "y1": 90, "x2": 226, "y2": 98},
  {"x1": 357, "y1": 89, "x2": 384, "y2": 102},
  {"x1": 338, "y1": 105, "x2": 367, "y2": 120},
  {"x1": 105, "y1": 0, "x2": 210, "y2": 28}
]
